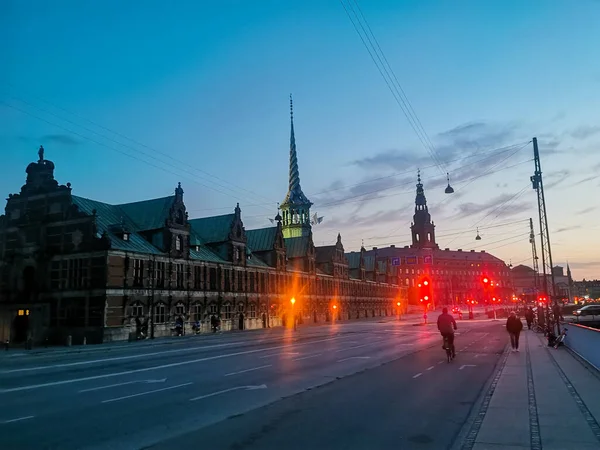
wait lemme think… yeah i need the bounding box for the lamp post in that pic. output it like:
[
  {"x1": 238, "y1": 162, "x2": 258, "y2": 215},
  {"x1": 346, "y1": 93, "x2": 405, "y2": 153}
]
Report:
[
  {"x1": 290, "y1": 297, "x2": 296, "y2": 331},
  {"x1": 332, "y1": 304, "x2": 337, "y2": 323},
  {"x1": 396, "y1": 301, "x2": 401, "y2": 321}
]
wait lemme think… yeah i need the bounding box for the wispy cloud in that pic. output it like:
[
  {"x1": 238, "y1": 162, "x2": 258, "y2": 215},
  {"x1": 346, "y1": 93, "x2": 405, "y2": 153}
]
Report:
[
  {"x1": 576, "y1": 206, "x2": 597, "y2": 215},
  {"x1": 455, "y1": 193, "x2": 528, "y2": 217},
  {"x1": 42, "y1": 134, "x2": 80, "y2": 146},
  {"x1": 567, "y1": 174, "x2": 597, "y2": 188},
  {"x1": 554, "y1": 225, "x2": 582, "y2": 234},
  {"x1": 569, "y1": 125, "x2": 600, "y2": 140}
]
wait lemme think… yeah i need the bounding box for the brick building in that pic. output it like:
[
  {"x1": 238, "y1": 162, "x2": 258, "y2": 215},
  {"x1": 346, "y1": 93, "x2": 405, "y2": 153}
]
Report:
[
  {"x1": 354, "y1": 172, "x2": 513, "y2": 309},
  {"x1": 0, "y1": 107, "x2": 405, "y2": 345}
]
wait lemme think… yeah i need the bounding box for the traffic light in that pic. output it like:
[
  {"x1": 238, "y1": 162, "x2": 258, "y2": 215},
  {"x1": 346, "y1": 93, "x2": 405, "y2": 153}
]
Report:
[
  {"x1": 418, "y1": 276, "x2": 432, "y2": 305},
  {"x1": 481, "y1": 276, "x2": 490, "y2": 287},
  {"x1": 538, "y1": 295, "x2": 547, "y2": 306}
]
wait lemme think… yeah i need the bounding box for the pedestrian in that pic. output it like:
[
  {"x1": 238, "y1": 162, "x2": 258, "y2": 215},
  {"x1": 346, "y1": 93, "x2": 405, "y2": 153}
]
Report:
[
  {"x1": 524, "y1": 307, "x2": 534, "y2": 330},
  {"x1": 506, "y1": 311, "x2": 523, "y2": 352}
]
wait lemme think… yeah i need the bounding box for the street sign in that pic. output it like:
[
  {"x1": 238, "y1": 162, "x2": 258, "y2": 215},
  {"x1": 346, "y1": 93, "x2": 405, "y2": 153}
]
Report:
[
  {"x1": 391, "y1": 257, "x2": 400, "y2": 266},
  {"x1": 423, "y1": 255, "x2": 433, "y2": 264},
  {"x1": 406, "y1": 256, "x2": 417, "y2": 265}
]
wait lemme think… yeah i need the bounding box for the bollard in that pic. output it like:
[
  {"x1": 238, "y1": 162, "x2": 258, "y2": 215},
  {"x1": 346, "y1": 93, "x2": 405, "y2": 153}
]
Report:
[
  {"x1": 83, "y1": 336, "x2": 87, "y2": 346},
  {"x1": 66, "y1": 335, "x2": 72, "y2": 347},
  {"x1": 4, "y1": 339, "x2": 8, "y2": 351}
]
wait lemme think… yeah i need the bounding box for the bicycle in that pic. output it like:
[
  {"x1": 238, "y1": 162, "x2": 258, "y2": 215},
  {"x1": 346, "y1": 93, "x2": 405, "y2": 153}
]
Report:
[{"x1": 443, "y1": 335, "x2": 455, "y2": 363}]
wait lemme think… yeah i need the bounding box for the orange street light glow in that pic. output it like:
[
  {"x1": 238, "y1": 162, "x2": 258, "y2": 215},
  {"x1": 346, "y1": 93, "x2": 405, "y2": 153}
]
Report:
[{"x1": 290, "y1": 297, "x2": 296, "y2": 305}]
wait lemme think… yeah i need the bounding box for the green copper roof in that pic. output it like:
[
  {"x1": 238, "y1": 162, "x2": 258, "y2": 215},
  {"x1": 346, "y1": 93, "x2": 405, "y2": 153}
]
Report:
[
  {"x1": 190, "y1": 246, "x2": 225, "y2": 263},
  {"x1": 247, "y1": 253, "x2": 271, "y2": 268},
  {"x1": 246, "y1": 227, "x2": 276, "y2": 252},
  {"x1": 118, "y1": 196, "x2": 174, "y2": 231},
  {"x1": 345, "y1": 252, "x2": 361, "y2": 269},
  {"x1": 72, "y1": 195, "x2": 162, "y2": 254},
  {"x1": 189, "y1": 214, "x2": 234, "y2": 244}
]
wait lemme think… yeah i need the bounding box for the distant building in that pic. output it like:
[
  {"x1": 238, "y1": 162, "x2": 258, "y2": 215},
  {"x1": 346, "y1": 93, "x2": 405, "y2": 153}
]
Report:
[
  {"x1": 0, "y1": 102, "x2": 405, "y2": 345},
  {"x1": 510, "y1": 263, "x2": 572, "y2": 301},
  {"x1": 349, "y1": 171, "x2": 513, "y2": 308}
]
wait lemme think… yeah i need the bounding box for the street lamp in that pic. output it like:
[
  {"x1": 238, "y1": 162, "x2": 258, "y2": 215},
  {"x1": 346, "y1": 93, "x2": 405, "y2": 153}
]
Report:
[
  {"x1": 396, "y1": 301, "x2": 401, "y2": 321},
  {"x1": 290, "y1": 297, "x2": 296, "y2": 330}
]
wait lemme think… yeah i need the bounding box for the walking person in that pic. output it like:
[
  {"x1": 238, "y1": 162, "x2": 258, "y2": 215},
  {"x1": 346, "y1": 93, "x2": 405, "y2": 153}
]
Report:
[
  {"x1": 506, "y1": 311, "x2": 523, "y2": 352},
  {"x1": 524, "y1": 307, "x2": 534, "y2": 330}
]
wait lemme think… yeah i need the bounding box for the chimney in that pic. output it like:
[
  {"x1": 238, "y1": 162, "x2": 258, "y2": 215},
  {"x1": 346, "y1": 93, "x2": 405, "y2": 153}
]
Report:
[
  {"x1": 390, "y1": 244, "x2": 395, "y2": 248},
  {"x1": 458, "y1": 249, "x2": 463, "y2": 252},
  {"x1": 372, "y1": 247, "x2": 377, "y2": 250}
]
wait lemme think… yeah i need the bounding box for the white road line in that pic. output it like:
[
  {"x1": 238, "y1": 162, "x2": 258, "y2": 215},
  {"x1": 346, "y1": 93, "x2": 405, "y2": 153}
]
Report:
[
  {"x1": 224, "y1": 364, "x2": 272, "y2": 377},
  {"x1": 426, "y1": 366, "x2": 434, "y2": 371},
  {"x1": 190, "y1": 384, "x2": 267, "y2": 401},
  {"x1": 0, "y1": 341, "x2": 244, "y2": 374},
  {"x1": 259, "y1": 352, "x2": 299, "y2": 359},
  {"x1": 413, "y1": 373, "x2": 423, "y2": 378},
  {"x1": 102, "y1": 382, "x2": 192, "y2": 403},
  {"x1": 293, "y1": 353, "x2": 322, "y2": 361},
  {"x1": 438, "y1": 361, "x2": 444, "y2": 364},
  {"x1": 2, "y1": 416, "x2": 35, "y2": 424},
  {"x1": 78, "y1": 378, "x2": 167, "y2": 393},
  {"x1": 0, "y1": 336, "x2": 348, "y2": 394},
  {"x1": 335, "y1": 341, "x2": 382, "y2": 353},
  {"x1": 337, "y1": 356, "x2": 371, "y2": 363}
]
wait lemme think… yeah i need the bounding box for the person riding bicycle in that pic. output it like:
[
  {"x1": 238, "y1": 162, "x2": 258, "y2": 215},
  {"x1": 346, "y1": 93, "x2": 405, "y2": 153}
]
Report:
[{"x1": 437, "y1": 307, "x2": 457, "y2": 357}]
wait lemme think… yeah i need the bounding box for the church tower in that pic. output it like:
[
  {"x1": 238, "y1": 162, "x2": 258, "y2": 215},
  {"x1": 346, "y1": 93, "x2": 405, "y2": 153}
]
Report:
[
  {"x1": 410, "y1": 170, "x2": 438, "y2": 249},
  {"x1": 280, "y1": 95, "x2": 313, "y2": 239}
]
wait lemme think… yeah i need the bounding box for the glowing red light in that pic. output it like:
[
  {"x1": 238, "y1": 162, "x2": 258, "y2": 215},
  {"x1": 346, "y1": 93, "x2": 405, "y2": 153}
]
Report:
[{"x1": 423, "y1": 280, "x2": 429, "y2": 286}]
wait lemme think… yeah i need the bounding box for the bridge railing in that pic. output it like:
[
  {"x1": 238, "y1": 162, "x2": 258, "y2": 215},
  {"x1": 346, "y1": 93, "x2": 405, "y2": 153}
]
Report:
[{"x1": 563, "y1": 322, "x2": 600, "y2": 371}]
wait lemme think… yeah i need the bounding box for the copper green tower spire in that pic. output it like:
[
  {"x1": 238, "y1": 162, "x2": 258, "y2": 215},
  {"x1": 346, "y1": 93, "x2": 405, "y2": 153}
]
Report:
[{"x1": 280, "y1": 94, "x2": 313, "y2": 239}]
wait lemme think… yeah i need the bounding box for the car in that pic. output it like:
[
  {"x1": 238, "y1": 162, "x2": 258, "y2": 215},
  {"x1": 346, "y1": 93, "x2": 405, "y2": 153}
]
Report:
[{"x1": 573, "y1": 305, "x2": 600, "y2": 316}]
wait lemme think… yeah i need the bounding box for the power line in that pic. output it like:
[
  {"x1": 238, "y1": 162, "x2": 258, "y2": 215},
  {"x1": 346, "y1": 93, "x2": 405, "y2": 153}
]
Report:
[
  {"x1": 1, "y1": 84, "x2": 277, "y2": 207},
  {"x1": 339, "y1": 0, "x2": 446, "y2": 174}
]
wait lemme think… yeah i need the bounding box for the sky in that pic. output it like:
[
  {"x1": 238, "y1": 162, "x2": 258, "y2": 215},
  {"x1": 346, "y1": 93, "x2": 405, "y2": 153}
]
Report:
[{"x1": 1, "y1": 0, "x2": 599, "y2": 279}]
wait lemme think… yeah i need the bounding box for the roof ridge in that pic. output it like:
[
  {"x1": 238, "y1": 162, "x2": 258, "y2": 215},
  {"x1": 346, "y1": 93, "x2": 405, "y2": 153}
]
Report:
[{"x1": 116, "y1": 195, "x2": 175, "y2": 208}]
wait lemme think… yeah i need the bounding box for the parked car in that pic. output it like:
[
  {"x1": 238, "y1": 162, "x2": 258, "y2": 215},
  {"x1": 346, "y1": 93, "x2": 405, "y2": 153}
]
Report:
[{"x1": 573, "y1": 305, "x2": 600, "y2": 316}]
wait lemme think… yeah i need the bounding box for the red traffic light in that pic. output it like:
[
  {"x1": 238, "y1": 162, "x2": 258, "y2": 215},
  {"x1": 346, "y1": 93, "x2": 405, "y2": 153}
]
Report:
[
  {"x1": 482, "y1": 277, "x2": 489, "y2": 284},
  {"x1": 423, "y1": 280, "x2": 429, "y2": 286}
]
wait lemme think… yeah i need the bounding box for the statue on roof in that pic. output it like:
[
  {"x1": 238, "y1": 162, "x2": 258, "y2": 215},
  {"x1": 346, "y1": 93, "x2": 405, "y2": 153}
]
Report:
[{"x1": 38, "y1": 145, "x2": 45, "y2": 162}]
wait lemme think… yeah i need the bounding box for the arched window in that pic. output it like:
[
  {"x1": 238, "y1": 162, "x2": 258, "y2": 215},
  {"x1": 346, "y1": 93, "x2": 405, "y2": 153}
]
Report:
[
  {"x1": 130, "y1": 301, "x2": 144, "y2": 317},
  {"x1": 154, "y1": 303, "x2": 166, "y2": 323},
  {"x1": 175, "y1": 236, "x2": 182, "y2": 251}
]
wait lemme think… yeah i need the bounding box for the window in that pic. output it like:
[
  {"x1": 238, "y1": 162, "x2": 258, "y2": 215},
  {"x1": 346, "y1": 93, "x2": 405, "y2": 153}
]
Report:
[
  {"x1": 133, "y1": 259, "x2": 144, "y2": 287},
  {"x1": 131, "y1": 302, "x2": 143, "y2": 317},
  {"x1": 67, "y1": 259, "x2": 86, "y2": 289},
  {"x1": 154, "y1": 304, "x2": 166, "y2": 323},
  {"x1": 192, "y1": 303, "x2": 203, "y2": 321},
  {"x1": 209, "y1": 303, "x2": 218, "y2": 315},
  {"x1": 175, "y1": 302, "x2": 185, "y2": 316},
  {"x1": 123, "y1": 233, "x2": 129, "y2": 241},
  {"x1": 194, "y1": 266, "x2": 203, "y2": 289},
  {"x1": 237, "y1": 271, "x2": 243, "y2": 291},
  {"x1": 155, "y1": 262, "x2": 165, "y2": 288},
  {"x1": 175, "y1": 235, "x2": 182, "y2": 250},
  {"x1": 209, "y1": 268, "x2": 217, "y2": 290},
  {"x1": 237, "y1": 303, "x2": 245, "y2": 314},
  {"x1": 223, "y1": 303, "x2": 232, "y2": 319},
  {"x1": 249, "y1": 303, "x2": 257, "y2": 319},
  {"x1": 176, "y1": 264, "x2": 184, "y2": 289}
]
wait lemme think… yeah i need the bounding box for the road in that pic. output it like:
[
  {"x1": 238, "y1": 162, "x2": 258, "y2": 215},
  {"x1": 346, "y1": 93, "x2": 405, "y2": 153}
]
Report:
[{"x1": 0, "y1": 315, "x2": 508, "y2": 450}]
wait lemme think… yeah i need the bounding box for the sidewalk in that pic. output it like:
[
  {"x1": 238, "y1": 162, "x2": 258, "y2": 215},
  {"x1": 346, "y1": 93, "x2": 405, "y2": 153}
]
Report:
[{"x1": 458, "y1": 329, "x2": 600, "y2": 449}]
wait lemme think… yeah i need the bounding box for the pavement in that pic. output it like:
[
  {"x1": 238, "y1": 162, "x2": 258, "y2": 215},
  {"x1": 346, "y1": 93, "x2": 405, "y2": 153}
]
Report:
[{"x1": 1, "y1": 314, "x2": 598, "y2": 450}]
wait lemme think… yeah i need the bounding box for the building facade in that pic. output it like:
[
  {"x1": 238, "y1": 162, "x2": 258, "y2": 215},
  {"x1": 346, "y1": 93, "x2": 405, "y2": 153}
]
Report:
[
  {"x1": 0, "y1": 107, "x2": 406, "y2": 345},
  {"x1": 348, "y1": 171, "x2": 513, "y2": 309}
]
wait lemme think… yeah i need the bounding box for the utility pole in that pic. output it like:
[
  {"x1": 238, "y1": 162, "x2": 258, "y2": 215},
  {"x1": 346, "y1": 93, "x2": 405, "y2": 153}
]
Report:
[
  {"x1": 530, "y1": 137, "x2": 559, "y2": 334},
  {"x1": 529, "y1": 218, "x2": 540, "y2": 298}
]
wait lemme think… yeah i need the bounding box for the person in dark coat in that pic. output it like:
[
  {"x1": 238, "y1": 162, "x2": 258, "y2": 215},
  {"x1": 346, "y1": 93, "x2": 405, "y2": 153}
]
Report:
[
  {"x1": 524, "y1": 307, "x2": 534, "y2": 330},
  {"x1": 506, "y1": 311, "x2": 524, "y2": 352}
]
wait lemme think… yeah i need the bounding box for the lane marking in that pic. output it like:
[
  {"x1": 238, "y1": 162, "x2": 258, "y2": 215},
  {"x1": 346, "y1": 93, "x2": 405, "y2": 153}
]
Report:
[
  {"x1": 413, "y1": 373, "x2": 423, "y2": 378},
  {"x1": 293, "y1": 353, "x2": 322, "y2": 361},
  {"x1": 337, "y1": 356, "x2": 371, "y2": 363},
  {"x1": 225, "y1": 364, "x2": 272, "y2": 377},
  {"x1": 0, "y1": 341, "x2": 245, "y2": 374},
  {"x1": 1, "y1": 415, "x2": 35, "y2": 424},
  {"x1": 0, "y1": 336, "x2": 349, "y2": 394},
  {"x1": 459, "y1": 364, "x2": 477, "y2": 370},
  {"x1": 190, "y1": 384, "x2": 267, "y2": 401},
  {"x1": 335, "y1": 341, "x2": 382, "y2": 353},
  {"x1": 438, "y1": 361, "x2": 444, "y2": 364},
  {"x1": 102, "y1": 382, "x2": 192, "y2": 404},
  {"x1": 426, "y1": 366, "x2": 434, "y2": 371},
  {"x1": 259, "y1": 352, "x2": 299, "y2": 359},
  {"x1": 78, "y1": 378, "x2": 167, "y2": 393}
]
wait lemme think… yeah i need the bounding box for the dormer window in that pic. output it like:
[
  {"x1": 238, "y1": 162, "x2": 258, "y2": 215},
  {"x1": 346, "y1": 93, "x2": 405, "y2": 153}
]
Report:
[
  {"x1": 175, "y1": 236, "x2": 182, "y2": 251},
  {"x1": 123, "y1": 232, "x2": 130, "y2": 241}
]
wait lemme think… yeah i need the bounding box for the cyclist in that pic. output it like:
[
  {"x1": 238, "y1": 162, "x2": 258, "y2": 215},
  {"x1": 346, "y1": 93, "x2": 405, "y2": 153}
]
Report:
[{"x1": 437, "y1": 307, "x2": 457, "y2": 357}]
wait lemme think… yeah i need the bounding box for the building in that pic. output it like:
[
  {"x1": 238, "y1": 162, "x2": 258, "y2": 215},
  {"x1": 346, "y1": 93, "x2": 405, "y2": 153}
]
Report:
[
  {"x1": 0, "y1": 105, "x2": 406, "y2": 345},
  {"x1": 349, "y1": 171, "x2": 513, "y2": 308},
  {"x1": 511, "y1": 264, "x2": 572, "y2": 302}
]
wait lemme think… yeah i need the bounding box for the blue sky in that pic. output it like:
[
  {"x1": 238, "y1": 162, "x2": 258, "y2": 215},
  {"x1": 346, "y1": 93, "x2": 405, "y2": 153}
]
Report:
[{"x1": 2, "y1": 0, "x2": 599, "y2": 278}]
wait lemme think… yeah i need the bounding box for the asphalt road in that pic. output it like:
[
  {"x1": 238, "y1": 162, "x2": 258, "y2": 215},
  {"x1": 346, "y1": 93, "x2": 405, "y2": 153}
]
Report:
[{"x1": 0, "y1": 315, "x2": 508, "y2": 450}]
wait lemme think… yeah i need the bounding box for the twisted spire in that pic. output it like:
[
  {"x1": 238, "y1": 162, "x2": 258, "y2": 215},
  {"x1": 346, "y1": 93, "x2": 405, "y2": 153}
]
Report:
[{"x1": 282, "y1": 94, "x2": 311, "y2": 207}]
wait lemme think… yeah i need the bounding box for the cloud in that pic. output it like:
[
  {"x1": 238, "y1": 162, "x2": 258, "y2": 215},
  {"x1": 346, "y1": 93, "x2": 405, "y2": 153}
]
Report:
[
  {"x1": 569, "y1": 125, "x2": 600, "y2": 140},
  {"x1": 41, "y1": 134, "x2": 80, "y2": 146},
  {"x1": 320, "y1": 207, "x2": 408, "y2": 232},
  {"x1": 567, "y1": 174, "x2": 597, "y2": 188},
  {"x1": 576, "y1": 206, "x2": 597, "y2": 215},
  {"x1": 554, "y1": 225, "x2": 582, "y2": 233},
  {"x1": 455, "y1": 193, "x2": 527, "y2": 217},
  {"x1": 544, "y1": 169, "x2": 571, "y2": 190}
]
